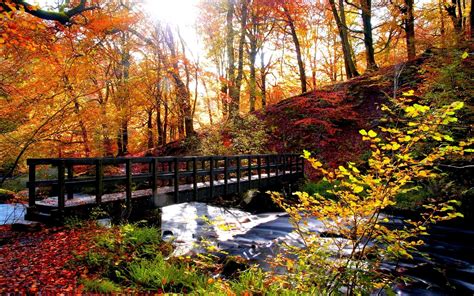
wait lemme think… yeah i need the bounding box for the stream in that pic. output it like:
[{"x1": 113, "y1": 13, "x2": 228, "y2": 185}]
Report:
[{"x1": 161, "y1": 202, "x2": 474, "y2": 295}]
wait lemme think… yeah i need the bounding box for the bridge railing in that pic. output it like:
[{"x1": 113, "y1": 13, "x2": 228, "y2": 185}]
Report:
[{"x1": 27, "y1": 154, "x2": 304, "y2": 211}]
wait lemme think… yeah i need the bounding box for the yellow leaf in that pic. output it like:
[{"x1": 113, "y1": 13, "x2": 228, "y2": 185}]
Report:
[
  {"x1": 303, "y1": 150, "x2": 311, "y2": 159},
  {"x1": 402, "y1": 90, "x2": 415, "y2": 96},
  {"x1": 312, "y1": 161, "x2": 323, "y2": 168},
  {"x1": 353, "y1": 185, "x2": 364, "y2": 193},
  {"x1": 359, "y1": 129, "x2": 368, "y2": 136},
  {"x1": 450, "y1": 101, "x2": 464, "y2": 110},
  {"x1": 391, "y1": 143, "x2": 401, "y2": 150},
  {"x1": 461, "y1": 51, "x2": 469, "y2": 59},
  {"x1": 368, "y1": 130, "x2": 377, "y2": 138},
  {"x1": 443, "y1": 135, "x2": 454, "y2": 142}
]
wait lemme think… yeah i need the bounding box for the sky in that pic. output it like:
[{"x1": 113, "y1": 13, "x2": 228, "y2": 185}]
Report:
[{"x1": 142, "y1": 0, "x2": 202, "y2": 56}]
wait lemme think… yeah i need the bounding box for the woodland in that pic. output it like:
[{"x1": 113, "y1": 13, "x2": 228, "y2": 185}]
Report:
[{"x1": 0, "y1": 0, "x2": 473, "y2": 294}]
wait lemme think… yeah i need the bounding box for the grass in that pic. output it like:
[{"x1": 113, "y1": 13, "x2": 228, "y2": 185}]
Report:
[
  {"x1": 126, "y1": 254, "x2": 207, "y2": 292},
  {"x1": 82, "y1": 278, "x2": 120, "y2": 293},
  {"x1": 301, "y1": 179, "x2": 339, "y2": 200},
  {"x1": 76, "y1": 223, "x2": 300, "y2": 294}
]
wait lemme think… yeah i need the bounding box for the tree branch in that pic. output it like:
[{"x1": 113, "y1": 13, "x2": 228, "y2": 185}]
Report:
[{"x1": 2, "y1": 0, "x2": 100, "y2": 24}]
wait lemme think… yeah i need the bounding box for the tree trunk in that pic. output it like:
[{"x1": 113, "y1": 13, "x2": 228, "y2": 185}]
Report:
[
  {"x1": 248, "y1": 25, "x2": 257, "y2": 112},
  {"x1": 231, "y1": 0, "x2": 248, "y2": 118},
  {"x1": 117, "y1": 120, "x2": 128, "y2": 156},
  {"x1": 360, "y1": 0, "x2": 377, "y2": 70},
  {"x1": 156, "y1": 100, "x2": 164, "y2": 146},
  {"x1": 226, "y1": 0, "x2": 237, "y2": 119},
  {"x1": 147, "y1": 109, "x2": 153, "y2": 154},
  {"x1": 64, "y1": 74, "x2": 91, "y2": 157},
  {"x1": 178, "y1": 31, "x2": 195, "y2": 138},
  {"x1": 95, "y1": 79, "x2": 113, "y2": 156},
  {"x1": 202, "y1": 79, "x2": 213, "y2": 124},
  {"x1": 284, "y1": 5, "x2": 307, "y2": 93},
  {"x1": 471, "y1": 0, "x2": 474, "y2": 39},
  {"x1": 73, "y1": 98, "x2": 91, "y2": 157},
  {"x1": 329, "y1": 0, "x2": 359, "y2": 78},
  {"x1": 404, "y1": 0, "x2": 416, "y2": 60},
  {"x1": 163, "y1": 26, "x2": 194, "y2": 138},
  {"x1": 117, "y1": 33, "x2": 130, "y2": 156},
  {"x1": 260, "y1": 52, "x2": 267, "y2": 109},
  {"x1": 438, "y1": 0, "x2": 446, "y2": 45},
  {"x1": 163, "y1": 99, "x2": 169, "y2": 145}
]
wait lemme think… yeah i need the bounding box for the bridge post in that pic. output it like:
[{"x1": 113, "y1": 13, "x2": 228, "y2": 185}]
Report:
[
  {"x1": 28, "y1": 161, "x2": 36, "y2": 209},
  {"x1": 209, "y1": 157, "x2": 214, "y2": 200},
  {"x1": 67, "y1": 163, "x2": 74, "y2": 200},
  {"x1": 224, "y1": 157, "x2": 228, "y2": 196},
  {"x1": 125, "y1": 159, "x2": 132, "y2": 210},
  {"x1": 57, "y1": 160, "x2": 65, "y2": 213},
  {"x1": 193, "y1": 157, "x2": 198, "y2": 201},
  {"x1": 173, "y1": 158, "x2": 179, "y2": 203},
  {"x1": 168, "y1": 161, "x2": 173, "y2": 186},
  {"x1": 201, "y1": 159, "x2": 206, "y2": 183},
  {"x1": 247, "y1": 156, "x2": 252, "y2": 188},
  {"x1": 257, "y1": 155, "x2": 262, "y2": 187},
  {"x1": 236, "y1": 156, "x2": 241, "y2": 195},
  {"x1": 289, "y1": 155, "x2": 293, "y2": 174},
  {"x1": 186, "y1": 160, "x2": 192, "y2": 184},
  {"x1": 95, "y1": 159, "x2": 103, "y2": 204},
  {"x1": 151, "y1": 158, "x2": 157, "y2": 203},
  {"x1": 282, "y1": 155, "x2": 286, "y2": 176},
  {"x1": 265, "y1": 155, "x2": 270, "y2": 186},
  {"x1": 275, "y1": 155, "x2": 279, "y2": 178}
]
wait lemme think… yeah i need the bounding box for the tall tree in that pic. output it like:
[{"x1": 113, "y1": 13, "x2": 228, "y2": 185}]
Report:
[
  {"x1": 328, "y1": 0, "x2": 360, "y2": 78},
  {"x1": 344, "y1": 0, "x2": 378, "y2": 70},
  {"x1": 404, "y1": 0, "x2": 416, "y2": 59},
  {"x1": 226, "y1": 0, "x2": 238, "y2": 118},
  {"x1": 233, "y1": 0, "x2": 249, "y2": 116},
  {"x1": 282, "y1": 3, "x2": 307, "y2": 93},
  {"x1": 163, "y1": 26, "x2": 194, "y2": 138}
]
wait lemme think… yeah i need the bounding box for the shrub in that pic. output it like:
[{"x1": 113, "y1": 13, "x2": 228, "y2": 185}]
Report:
[
  {"x1": 198, "y1": 114, "x2": 269, "y2": 155},
  {"x1": 270, "y1": 97, "x2": 471, "y2": 294}
]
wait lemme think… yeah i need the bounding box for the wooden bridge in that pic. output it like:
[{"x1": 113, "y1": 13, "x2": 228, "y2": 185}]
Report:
[{"x1": 25, "y1": 154, "x2": 304, "y2": 223}]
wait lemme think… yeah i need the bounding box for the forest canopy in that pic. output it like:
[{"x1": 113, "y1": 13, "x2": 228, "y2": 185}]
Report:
[{"x1": 0, "y1": 0, "x2": 472, "y2": 179}]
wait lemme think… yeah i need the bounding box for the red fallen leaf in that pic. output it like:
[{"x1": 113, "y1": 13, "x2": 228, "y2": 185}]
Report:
[{"x1": 0, "y1": 224, "x2": 106, "y2": 293}]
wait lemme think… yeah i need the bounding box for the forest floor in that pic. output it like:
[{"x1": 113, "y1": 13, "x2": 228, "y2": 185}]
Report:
[{"x1": 0, "y1": 223, "x2": 103, "y2": 293}]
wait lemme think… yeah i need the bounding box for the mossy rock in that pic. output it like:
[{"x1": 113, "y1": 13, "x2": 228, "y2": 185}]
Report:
[
  {"x1": 220, "y1": 256, "x2": 250, "y2": 278},
  {"x1": 0, "y1": 188, "x2": 15, "y2": 202}
]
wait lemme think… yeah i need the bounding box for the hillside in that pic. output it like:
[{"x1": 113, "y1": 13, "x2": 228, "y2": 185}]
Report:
[{"x1": 263, "y1": 47, "x2": 473, "y2": 169}]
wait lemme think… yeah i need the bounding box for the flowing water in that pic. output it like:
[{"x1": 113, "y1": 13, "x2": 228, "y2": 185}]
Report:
[{"x1": 161, "y1": 202, "x2": 474, "y2": 295}]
